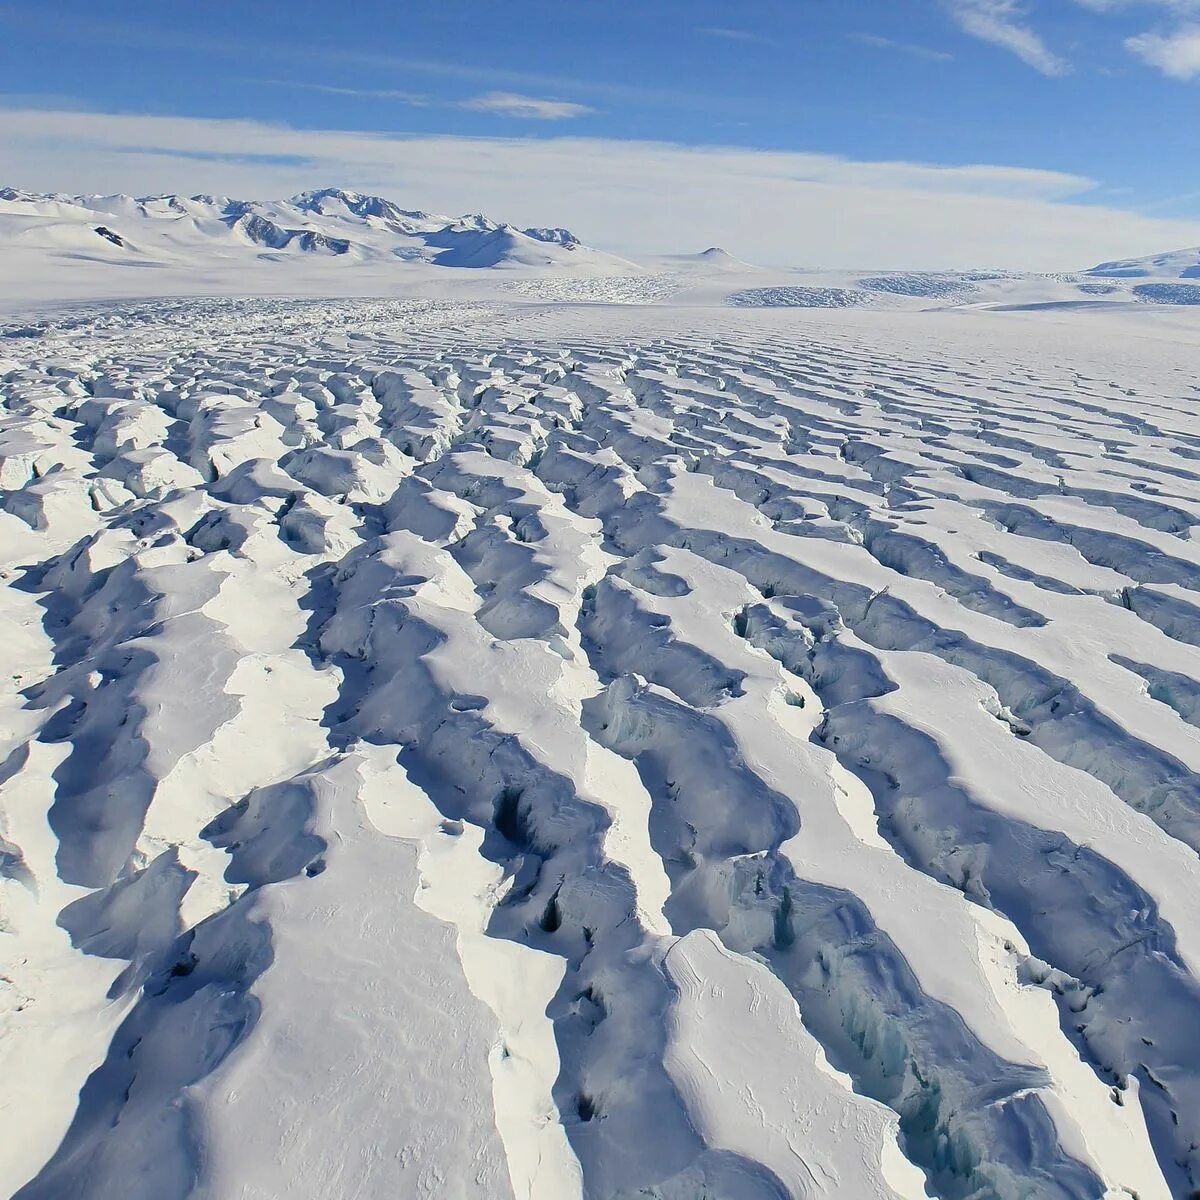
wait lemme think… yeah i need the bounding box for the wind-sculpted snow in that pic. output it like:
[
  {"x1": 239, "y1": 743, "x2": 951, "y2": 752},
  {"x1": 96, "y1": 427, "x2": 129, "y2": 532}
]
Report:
[{"x1": 3, "y1": 295, "x2": 1200, "y2": 1199}]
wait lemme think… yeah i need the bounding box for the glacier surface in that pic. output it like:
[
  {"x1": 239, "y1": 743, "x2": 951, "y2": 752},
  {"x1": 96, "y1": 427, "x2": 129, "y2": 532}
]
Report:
[{"x1": 2, "y1": 285, "x2": 1200, "y2": 1200}]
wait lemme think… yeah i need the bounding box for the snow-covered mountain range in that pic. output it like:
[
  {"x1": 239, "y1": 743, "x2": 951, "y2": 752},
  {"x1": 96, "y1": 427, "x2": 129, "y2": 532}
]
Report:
[{"x1": 0, "y1": 186, "x2": 637, "y2": 273}]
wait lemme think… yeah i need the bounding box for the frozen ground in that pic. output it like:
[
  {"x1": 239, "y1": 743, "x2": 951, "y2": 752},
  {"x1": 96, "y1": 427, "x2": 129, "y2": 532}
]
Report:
[{"x1": 3, "y1": 287, "x2": 1200, "y2": 1200}]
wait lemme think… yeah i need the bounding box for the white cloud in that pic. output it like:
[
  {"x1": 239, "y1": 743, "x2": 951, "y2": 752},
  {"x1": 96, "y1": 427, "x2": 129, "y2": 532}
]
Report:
[
  {"x1": 456, "y1": 92, "x2": 595, "y2": 120},
  {"x1": 696, "y1": 27, "x2": 773, "y2": 44},
  {"x1": 850, "y1": 33, "x2": 955, "y2": 61},
  {"x1": 1068, "y1": 0, "x2": 1200, "y2": 78},
  {"x1": 2, "y1": 105, "x2": 1197, "y2": 271},
  {"x1": 944, "y1": 0, "x2": 1072, "y2": 74},
  {"x1": 250, "y1": 81, "x2": 596, "y2": 118},
  {"x1": 253, "y1": 80, "x2": 433, "y2": 104},
  {"x1": 1126, "y1": 23, "x2": 1200, "y2": 73}
]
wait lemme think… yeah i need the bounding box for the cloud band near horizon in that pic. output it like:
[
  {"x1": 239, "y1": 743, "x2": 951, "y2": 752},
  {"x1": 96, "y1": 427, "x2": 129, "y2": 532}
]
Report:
[{"x1": 1, "y1": 104, "x2": 1196, "y2": 271}]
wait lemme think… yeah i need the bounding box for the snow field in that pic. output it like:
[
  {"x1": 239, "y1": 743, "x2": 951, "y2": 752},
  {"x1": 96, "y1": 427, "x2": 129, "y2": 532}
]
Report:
[{"x1": 2, "y1": 296, "x2": 1200, "y2": 1198}]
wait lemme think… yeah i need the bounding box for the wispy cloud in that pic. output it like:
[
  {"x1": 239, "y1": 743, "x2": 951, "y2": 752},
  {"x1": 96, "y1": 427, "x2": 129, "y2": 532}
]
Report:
[
  {"x1": 943, "y1": 0, "x2": 1071, "y2": 74},
  {"x1": 457, "y1": 92, "x2": 595, "y2": 120},
  {"x1": 849, "y1": 33, "x2": 955, "y2": 61},
  {"x1": 0, "y1": 7, "x2": 715, "y2": 113},
  {"x1": 252, "y1": 80, "x2": 595, "y2": 119},
  {"x1": 1126, "y1": 23, "x2": 1200, "y2": 74},
  {"x1": 4, "y1": 105, "x2": 1199, "y2": 270},
  {"x1": 253, "y1": 79, "x2": 433, "y2": 104},
  {"x1": 696, "y1": 27, "x2": 772, "y2": 45}
]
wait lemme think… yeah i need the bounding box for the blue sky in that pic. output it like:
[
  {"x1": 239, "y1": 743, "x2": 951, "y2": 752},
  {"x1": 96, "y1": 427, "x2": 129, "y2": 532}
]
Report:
[{"x1": 0, "y1": 1, "x2": 1197, "y2": 268}]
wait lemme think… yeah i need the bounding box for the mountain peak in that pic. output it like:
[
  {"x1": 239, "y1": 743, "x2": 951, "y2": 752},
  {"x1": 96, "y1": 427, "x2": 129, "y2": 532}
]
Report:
[{"x1": 524, "y1": 227, "x2": 581, "y2": 249}]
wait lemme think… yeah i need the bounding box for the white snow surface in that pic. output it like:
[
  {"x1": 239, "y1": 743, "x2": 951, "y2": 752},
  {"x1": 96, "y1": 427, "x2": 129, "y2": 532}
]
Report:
[{"x1": 3, "y1": 261, "x2": 1200, "y2": 1200}]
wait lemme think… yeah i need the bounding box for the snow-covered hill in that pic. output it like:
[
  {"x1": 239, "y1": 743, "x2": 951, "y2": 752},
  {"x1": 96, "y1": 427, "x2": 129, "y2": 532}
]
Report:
[
  {"x1": 0, "y1": 186, "x2": 639, "y2": 291},
  {"x1": 1076, "y1": 246, "x2": 1200, "y2": 307},
  {"x1": 1087, "y1": 245, "x2": 1200, "y2": 280}
]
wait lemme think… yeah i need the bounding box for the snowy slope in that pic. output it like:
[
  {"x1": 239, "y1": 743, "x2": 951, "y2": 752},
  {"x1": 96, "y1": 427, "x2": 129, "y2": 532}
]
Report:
[{"x1": 3, "y1": 289, "x2": 1200, "y2": 1199}]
